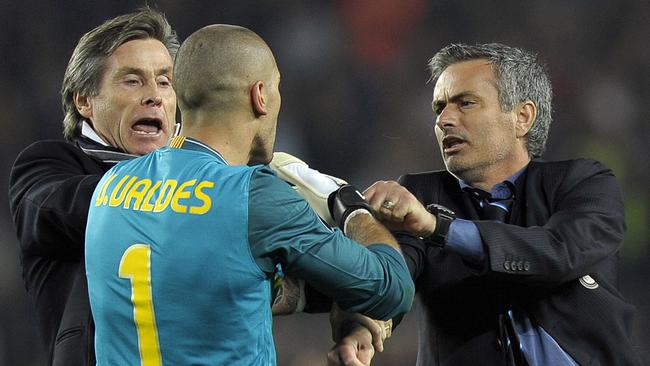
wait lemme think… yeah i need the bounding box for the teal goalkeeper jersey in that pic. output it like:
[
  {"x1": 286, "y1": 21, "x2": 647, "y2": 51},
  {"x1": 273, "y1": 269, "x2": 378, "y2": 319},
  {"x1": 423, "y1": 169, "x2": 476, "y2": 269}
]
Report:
[{"x1": 85, "y1": 136, "x2": 414, "y2": 366}]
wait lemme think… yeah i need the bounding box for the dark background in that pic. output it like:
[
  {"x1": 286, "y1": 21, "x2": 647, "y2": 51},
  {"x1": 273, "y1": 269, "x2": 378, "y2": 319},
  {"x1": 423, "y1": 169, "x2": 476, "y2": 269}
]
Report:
[{"x1": 1, "y1": 1, "x2": 648, "y2": 365}]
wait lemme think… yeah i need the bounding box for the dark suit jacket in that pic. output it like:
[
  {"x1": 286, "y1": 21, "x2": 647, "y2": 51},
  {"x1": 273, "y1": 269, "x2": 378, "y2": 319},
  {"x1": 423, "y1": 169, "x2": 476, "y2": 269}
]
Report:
[
  {"x1": 9, "y1": 139, "x2": 125, "y2": 366},
  {"x1": 398, "y1": 159, "x2": 641, "y2": 366}
]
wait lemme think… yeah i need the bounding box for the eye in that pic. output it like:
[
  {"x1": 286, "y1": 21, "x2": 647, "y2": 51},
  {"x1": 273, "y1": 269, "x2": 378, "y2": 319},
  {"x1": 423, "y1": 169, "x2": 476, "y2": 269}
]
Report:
[
  {"x1": 123, "y1": 76, "x2": 141, "y2": 86},
  {"x1": 157, "y1": 76, "x2": 172, "y2": 87},
  {"x1": 433, "y1": 104, "x2": 445, "y2": 115},
  {"x1": 459, "y1": 99, "x2": 476, "y2": 108}
]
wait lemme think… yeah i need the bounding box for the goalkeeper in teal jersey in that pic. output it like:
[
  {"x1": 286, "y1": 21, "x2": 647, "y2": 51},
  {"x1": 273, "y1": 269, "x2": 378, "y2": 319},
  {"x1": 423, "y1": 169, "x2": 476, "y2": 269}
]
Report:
[{"x1": 85, "y1": 24, "x2": 414, "y2": 366}]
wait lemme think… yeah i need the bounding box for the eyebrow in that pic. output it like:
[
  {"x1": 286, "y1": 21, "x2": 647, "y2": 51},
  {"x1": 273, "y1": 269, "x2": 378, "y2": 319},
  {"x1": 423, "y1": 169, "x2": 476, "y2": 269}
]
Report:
[
  {"x1": 115, "y1": 66, "x2": 172, "y2": 77},
  {"x1": 432, "y1": 91, "x2": 480, "y2": 110}
]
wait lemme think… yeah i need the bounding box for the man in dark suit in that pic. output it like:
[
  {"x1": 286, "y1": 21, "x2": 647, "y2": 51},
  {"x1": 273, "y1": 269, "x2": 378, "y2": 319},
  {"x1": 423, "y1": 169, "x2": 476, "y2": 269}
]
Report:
[
  {"x1": 330, "y1": 43, "x2": 641, "y2": 365},
  {"x1": 8, "y1": 8, "x2": 179, "y2": 365}
]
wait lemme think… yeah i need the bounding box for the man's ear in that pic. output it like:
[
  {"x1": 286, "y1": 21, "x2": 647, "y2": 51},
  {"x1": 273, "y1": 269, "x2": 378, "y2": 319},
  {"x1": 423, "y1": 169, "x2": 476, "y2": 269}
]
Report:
[
  {"x1": 74, "y1": 93, "x2": 93, "y2": 119},
  {"x1": 250, "y1": 80, "x2": 268, "y2": 118},
  {"x1": 515, "y1": 100, "x2": 537, "y2": 138}
]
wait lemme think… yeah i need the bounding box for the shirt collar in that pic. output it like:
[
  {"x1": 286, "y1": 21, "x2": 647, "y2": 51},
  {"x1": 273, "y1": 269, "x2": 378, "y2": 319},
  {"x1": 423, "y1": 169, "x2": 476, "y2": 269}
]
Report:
[
  {"x1": 458, "y1": 165, "x2": 527, "y2": 200},
  {"x1": 77, "y1": 120, "x2": 136, "y2": 164},
  {"x1": 81, "y1": 120, "x2": 110, "y2": 146},
  {"x1": 167, "y1": 135, "x2": 229, "y2": 165}
]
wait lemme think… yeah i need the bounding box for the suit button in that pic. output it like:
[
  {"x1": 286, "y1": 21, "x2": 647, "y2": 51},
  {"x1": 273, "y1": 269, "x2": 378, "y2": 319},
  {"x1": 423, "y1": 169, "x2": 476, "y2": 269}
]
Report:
[
  {"x1": 517, "y1": 261, "x2": 523, "y2": 271},
  {"x1": 504, "y1": 261, "x2": 511, "y2": 271},
  {"x1": 524, "y1": 261, "x2": 530, "y2": 271}
]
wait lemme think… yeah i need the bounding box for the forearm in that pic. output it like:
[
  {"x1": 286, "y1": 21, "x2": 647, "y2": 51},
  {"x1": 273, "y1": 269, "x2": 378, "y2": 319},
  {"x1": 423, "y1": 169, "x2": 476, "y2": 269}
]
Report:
[
  {"x1": 345, "y1": 213, "x2": 401, "y2": 253},
  {"x1": 322, "y1": 243, "x2": 413, "y2": 320},
  {"x1": 249, "y1": 169, "x2": 414, "y2": 319}
]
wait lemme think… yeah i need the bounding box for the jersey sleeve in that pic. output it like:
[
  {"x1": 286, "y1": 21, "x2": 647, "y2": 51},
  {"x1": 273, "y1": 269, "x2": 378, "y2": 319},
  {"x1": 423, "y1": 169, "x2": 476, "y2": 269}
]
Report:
[{"x1": 247, "y1": 167, "x2": 414, "y2": 320}]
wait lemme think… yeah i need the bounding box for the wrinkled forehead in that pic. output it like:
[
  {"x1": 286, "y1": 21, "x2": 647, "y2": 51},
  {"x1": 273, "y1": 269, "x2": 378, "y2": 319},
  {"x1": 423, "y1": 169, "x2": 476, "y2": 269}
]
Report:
[
  {"x1": 106, "y1": 38, "x2": 173, "y2": 74},
  {"x1": 433, "y1": 59, "x2": 495, "y2": 100}
]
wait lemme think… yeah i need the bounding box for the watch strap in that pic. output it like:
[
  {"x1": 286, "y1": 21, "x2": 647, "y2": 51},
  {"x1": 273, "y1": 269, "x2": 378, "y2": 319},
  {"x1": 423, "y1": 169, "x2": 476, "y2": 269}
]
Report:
[{"x1": 422, "y1": 203, "x2": 455, "y2": 247}]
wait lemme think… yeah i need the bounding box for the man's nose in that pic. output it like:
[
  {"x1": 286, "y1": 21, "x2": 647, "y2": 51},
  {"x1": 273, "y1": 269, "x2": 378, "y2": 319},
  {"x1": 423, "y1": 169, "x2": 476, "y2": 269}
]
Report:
[
  {"x1": 141, "y1": 81, "x2": 163, "y2": 106},
  {"x1": 141, "y1": 95, "x2": 162, "y2": 106},
  {"x1": 436, "y1": 105, "x2": 459, "y2": 130}
]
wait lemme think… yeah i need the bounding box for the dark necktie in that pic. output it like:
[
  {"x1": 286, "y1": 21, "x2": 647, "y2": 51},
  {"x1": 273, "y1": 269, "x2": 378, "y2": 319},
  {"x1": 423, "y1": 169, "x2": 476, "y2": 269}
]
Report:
[
  {"x1": 464, "y1": 186, "x2": 514, "y2": 222},
  {"x1": 465, "y1": 184, "x2": 527, "y2": 366}
]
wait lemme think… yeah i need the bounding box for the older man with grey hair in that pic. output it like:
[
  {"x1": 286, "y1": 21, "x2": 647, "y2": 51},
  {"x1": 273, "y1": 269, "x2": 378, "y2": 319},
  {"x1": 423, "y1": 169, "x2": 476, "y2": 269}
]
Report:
[
  {"x1": 9, "y1": 8, "x2": 179, "y2": 365},
  {"x1": 330, "y1": 43, "x2": 641, "y2": 366}
]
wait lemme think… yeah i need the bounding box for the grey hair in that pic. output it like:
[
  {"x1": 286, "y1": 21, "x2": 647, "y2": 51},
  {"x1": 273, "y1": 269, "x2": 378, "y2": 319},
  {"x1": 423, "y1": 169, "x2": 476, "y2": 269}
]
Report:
[
  {"x1": 428, "y1": 43, "x2": 553, "y2": 158},
  {"x1": 61, "y1": 7, "x2": 180, "y2": 141}
]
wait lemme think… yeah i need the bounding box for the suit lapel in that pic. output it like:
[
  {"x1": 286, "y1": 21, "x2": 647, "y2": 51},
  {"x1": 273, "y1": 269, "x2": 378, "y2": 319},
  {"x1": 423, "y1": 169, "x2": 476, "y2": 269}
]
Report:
[
  {"x1": 435, "y1": 172, "x2": 481, "y2": 220},
  {"x1": 510, "y1": 167, "x2": 529, "y2": 226}
]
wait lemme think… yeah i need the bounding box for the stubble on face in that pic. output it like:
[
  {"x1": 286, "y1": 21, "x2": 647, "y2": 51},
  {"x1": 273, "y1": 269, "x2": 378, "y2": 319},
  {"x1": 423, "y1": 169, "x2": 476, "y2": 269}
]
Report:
[
  {"x1": 433, "y1": 60, "x2": 523, "y2": 187},
  {"x1": 438, "y1": 114, "x2": 515, "y2": 184}
]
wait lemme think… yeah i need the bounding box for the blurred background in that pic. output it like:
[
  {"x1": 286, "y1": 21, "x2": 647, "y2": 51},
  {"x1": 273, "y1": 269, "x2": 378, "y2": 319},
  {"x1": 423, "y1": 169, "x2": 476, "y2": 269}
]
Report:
[{"x1": 1, "y1": 0, "x2": 648, "y2": 364}]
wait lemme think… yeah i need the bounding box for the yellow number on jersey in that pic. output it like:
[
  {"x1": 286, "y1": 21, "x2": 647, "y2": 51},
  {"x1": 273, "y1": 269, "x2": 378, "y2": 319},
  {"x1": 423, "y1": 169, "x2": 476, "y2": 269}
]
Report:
[{"x1": 119, "y1": 244, "x2": 162, "y2": 366}]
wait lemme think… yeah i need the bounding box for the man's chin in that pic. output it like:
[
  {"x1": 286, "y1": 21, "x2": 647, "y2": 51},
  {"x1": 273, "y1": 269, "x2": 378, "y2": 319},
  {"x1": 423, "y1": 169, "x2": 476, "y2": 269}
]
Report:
[
  {"x1": 445, "y1": 158, "x2": 472, "y2": 178},
  {"x1": 444, "y1": 156, "x2": 464, "y2": 172},
  {"x1": 125, "y1": 135, "x2": 170, "y2": 156}
]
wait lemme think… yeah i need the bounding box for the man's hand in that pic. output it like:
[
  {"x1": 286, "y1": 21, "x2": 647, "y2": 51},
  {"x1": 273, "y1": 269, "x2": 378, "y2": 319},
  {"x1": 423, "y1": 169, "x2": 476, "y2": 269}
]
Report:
[
  {"x1": 271, "y1": 275, "x2": 305, "y2": 315},
  {"x1": 327, "y1": 323, "x2": 375, "y2": 366},
  {"x1": 330, "y1": 304, "x2": 392, "y2": 353},
  {"x1": 364, "y1": 180, "x2": 436, "y2": 237}
]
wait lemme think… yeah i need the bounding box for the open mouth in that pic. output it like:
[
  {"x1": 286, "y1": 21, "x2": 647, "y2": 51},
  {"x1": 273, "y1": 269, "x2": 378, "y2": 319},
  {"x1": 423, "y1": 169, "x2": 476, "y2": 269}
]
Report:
[
  {"x1": 442, "y1": 135, "x2": 466, "y2": 153},
  {"x1": 132, "y1": 118, "x2": 163, "y2": 135}
]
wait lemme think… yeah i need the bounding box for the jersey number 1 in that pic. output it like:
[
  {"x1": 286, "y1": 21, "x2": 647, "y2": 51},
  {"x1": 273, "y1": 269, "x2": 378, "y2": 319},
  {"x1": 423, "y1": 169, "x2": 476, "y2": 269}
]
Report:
[{"x1": 119, "y1": 244, "x2": 162, "y2": 366}]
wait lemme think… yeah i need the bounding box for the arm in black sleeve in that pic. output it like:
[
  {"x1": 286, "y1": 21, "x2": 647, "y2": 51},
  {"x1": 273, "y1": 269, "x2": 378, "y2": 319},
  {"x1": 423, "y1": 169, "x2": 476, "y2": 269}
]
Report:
[
  {"x1": 9, "y1": 141, "x2": 105, "y2": 258},
  {"x1": 479, "y1": 159, "x2": 625, "y2": 286},
  {"x1": 394, "y1": 231, "x2": 428, "y2": 280}
]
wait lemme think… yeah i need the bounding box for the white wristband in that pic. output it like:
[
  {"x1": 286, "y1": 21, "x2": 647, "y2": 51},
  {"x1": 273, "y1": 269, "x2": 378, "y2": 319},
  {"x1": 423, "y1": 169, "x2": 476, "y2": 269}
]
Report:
[{"x1": 343, "y1": 209, "x2": 373, "y2": 235}]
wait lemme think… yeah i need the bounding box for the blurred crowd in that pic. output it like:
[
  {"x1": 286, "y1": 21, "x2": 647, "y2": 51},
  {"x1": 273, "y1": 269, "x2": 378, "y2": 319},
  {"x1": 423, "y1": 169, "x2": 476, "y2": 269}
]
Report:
[{"x1": 1, "y1": 1, "x2": 648, "y2": 364}]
